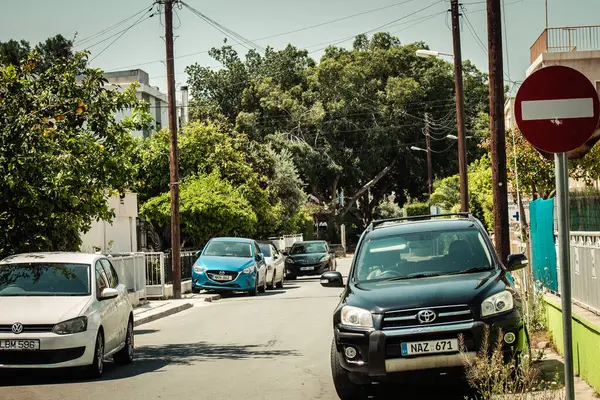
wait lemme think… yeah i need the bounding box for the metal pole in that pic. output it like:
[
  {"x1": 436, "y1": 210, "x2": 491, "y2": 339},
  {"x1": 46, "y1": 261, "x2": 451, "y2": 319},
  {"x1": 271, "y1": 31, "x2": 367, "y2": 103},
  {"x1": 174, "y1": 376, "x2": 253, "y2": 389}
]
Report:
[
  {"x1": 425, "y1": 113, "x2": 433, "y2": 197},
  {"x1": 165, "y1": 0, "x2": 182, "y2": 299},
  {"x1": 487, "y1": 0, "x2": 510, "y2": 261},
  {"x1": 545, "y1": 0, "x2": 549, "y2": 28},
  {"x1": 450, "y1": 0, "x2": 469, "y2": 212},
  {"x1": 555, "y1": 152, "x2": 575, "y2": 400}
]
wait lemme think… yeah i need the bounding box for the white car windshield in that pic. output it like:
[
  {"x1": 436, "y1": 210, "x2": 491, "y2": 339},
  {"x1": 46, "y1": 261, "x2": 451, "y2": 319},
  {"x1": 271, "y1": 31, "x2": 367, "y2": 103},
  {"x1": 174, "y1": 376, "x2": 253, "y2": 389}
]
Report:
[
  {"x1": 0, "y1": 263, "x2": 91, "y2": 296},
  {"x1": 355, "y1": 228, "x2": 494, "y2": 282},
  {"x1": 204, "y1": 241, "x2": 253, "y2": 258}
]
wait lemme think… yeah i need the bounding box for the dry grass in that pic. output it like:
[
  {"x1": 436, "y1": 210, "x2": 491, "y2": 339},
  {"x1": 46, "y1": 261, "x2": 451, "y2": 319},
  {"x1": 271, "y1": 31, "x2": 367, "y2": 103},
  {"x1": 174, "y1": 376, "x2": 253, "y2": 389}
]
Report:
[{"x1": 459, "y1": 326, "x2": 564, "y2": 400}]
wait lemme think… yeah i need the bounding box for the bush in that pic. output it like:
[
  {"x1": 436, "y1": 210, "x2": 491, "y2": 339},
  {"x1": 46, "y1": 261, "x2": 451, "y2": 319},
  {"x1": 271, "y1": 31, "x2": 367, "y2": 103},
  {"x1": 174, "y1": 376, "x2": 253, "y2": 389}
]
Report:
[{"x1": 404, "y1": 201, "x2": 430, "y2": 216}]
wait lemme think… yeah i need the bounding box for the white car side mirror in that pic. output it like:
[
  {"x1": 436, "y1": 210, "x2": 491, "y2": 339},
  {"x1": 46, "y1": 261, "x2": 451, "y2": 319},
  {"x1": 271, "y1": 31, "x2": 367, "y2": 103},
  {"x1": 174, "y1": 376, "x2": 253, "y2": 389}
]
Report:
[{"x1": 100, "y1": 287, "x2": 119, "y2": 300}]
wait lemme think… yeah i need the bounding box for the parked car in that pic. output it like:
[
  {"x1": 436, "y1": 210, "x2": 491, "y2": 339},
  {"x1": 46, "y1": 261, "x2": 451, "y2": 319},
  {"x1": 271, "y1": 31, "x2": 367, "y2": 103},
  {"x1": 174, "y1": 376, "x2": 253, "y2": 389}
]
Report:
[
  {"x1": 257, "y1": 240, "x2": 284, "y2": 290},
  {"x1": 320, "y1": 213, "x2": 529, "y2": 400},
  {"x1": 283, "y1": 240, "x2": 336, "y2": 279},
  {"x1": 0, "y1": 253, "x2": 134, "y2": 378},
  {"x1": 192, "y1": 237, "x2": 267, "y2": 296}
]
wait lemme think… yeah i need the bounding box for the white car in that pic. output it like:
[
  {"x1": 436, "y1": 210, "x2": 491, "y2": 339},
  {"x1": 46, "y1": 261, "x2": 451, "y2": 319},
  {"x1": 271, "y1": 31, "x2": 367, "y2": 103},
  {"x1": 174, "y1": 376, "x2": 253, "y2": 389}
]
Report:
[
  {"x1": 257, "y1": 241, "x2": 285, "y2": 290},
  {"x1": 0, "y1": 252, "x2": 134, "y2": 377}
]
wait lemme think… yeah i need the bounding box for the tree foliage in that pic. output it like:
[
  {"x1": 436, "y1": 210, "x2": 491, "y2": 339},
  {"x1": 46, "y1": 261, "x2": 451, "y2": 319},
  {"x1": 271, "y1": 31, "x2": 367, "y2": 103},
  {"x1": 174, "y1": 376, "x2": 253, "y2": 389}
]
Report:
[{"x1": 0, "y1": 46, "x2": 148, "y2": 258}]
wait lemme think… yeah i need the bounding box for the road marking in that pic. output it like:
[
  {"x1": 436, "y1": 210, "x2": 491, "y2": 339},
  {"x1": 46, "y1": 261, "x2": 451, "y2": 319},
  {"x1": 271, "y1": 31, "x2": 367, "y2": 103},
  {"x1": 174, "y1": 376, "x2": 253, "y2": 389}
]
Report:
[{"x1": 521, "y1": 98, "x2": 594, "y2": 121}]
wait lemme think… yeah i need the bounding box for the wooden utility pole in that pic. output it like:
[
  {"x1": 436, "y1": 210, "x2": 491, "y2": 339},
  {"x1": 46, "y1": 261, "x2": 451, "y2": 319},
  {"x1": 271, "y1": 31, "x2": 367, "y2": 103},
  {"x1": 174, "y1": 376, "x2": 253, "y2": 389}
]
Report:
[
  {"x1": 450, "y1": 0, "x2": 469, "y2": 212},
  {"x1": 165, "y1": 0, "x2": 181, "y2": 299},
  {"x1": 425, "y1": 113, "x2": 433, "y2": 197},
  {"x1": 487, "y1": 0, "x2": 510, "y2": 261}
]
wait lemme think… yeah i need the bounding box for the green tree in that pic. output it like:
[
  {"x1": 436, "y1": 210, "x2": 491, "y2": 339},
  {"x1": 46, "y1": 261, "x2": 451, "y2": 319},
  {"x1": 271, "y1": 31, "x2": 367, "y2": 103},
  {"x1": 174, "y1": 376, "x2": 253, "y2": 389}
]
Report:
[{"x1": 0, "y1": 49, "x2": 148, "y2": 258}]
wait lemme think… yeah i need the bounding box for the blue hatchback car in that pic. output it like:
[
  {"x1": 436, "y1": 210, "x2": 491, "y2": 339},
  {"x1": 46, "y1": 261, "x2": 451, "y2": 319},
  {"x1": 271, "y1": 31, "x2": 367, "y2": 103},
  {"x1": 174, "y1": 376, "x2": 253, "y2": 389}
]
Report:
[{"x1": 191, "y1": 237, "x2": 268, "y2": 296}]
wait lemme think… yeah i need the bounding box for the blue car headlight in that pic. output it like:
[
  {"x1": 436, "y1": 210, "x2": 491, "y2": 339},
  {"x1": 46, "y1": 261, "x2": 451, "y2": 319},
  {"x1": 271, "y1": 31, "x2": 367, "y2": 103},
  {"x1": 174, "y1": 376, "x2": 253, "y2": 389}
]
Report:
[
  {"x1": 242, "y1": 265, "x2": 256, "y2": 274},
  {"x1": 193, "y1": 265, "x2": 207, "y2": 273}
]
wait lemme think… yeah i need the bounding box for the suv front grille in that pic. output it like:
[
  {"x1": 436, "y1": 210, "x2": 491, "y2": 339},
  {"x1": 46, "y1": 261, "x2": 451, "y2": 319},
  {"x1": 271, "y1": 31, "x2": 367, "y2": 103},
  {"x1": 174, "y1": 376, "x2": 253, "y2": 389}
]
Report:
[{"x1": 382, "y1": 305, "x2": 473, "y2": 330}]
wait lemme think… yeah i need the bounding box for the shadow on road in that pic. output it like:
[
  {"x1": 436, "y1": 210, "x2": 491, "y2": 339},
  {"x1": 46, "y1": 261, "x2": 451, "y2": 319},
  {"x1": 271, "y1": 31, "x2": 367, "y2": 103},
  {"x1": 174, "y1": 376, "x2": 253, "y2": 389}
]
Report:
[
  {"x1": 0, "y1": 341, "x2": 301, "y2": 386},
  {"x1": 133, "y1": 329, "x2": 160, "y2": 335},
  {"x1": 367, "y1": 379, "x2": 476, "y2": 399}
]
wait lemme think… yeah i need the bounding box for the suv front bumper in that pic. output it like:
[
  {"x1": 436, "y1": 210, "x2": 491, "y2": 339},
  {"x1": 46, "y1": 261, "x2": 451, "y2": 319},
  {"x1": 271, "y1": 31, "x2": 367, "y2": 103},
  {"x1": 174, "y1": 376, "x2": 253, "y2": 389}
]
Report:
[{"x1": 334, "y1": 309, "x2": 526, "y2": 378}]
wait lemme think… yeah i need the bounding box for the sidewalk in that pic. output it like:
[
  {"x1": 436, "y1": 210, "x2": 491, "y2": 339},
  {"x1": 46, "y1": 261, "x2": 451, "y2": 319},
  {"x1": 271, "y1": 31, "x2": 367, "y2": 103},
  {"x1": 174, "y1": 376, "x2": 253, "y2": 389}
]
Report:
[{"x1": 133, "y1": 292, "x2": 221, "y2": 327}]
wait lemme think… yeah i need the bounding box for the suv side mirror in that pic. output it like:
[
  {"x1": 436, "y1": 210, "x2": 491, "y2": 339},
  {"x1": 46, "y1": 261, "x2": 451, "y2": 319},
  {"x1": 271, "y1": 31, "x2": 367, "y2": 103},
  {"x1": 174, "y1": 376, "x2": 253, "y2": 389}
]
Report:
[
  {"x1": 506, "y1": 253, "x2": 528, "y2": 271},
  {"x1": 320, "y1": 271, "x2": 344, "y2": 288},
  {"x1": 100, "y1": 287, "x2": 119, "y2": 300}
]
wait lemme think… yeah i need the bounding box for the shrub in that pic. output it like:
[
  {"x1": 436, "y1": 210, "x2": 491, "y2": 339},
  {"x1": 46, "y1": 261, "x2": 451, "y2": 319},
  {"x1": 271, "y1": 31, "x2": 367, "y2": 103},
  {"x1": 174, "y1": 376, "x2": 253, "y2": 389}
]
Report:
[{"x1": 404, "y1": 201, "x2": 430, "y2": 217}]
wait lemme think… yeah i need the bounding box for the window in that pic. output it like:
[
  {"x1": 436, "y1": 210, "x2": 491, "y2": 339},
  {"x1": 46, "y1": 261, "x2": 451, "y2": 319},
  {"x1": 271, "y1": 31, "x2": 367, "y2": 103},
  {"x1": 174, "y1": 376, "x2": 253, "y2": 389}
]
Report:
[
  {"x1": 0, "y1": 263, "x2": 90, "y2": 296},
  {"x1": 95, "y1": 261, "x2": 109, "y2": 296},
  {"x1": 355, "y1": 228, "x2": 493, "y2": 282},
  {"x1": 290, "y1": 242, "x2": 328, "y2": 255},
  {"x1": 258, "y1": 243, "x2": 272, "y2": 257},
  {"x1": 100, "y1": 259, "x2": 119, "y2": 288}
]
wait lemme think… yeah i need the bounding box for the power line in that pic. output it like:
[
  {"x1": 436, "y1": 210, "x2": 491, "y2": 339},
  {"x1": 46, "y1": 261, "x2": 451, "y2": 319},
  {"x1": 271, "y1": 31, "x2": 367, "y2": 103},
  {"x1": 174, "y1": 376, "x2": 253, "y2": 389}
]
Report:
[
  {"x1": 75, "y1": 5, "x2": 153, "y2": 47},
  {"x1": 90, "y1": 7, "x2": 157, "y2": 63}
]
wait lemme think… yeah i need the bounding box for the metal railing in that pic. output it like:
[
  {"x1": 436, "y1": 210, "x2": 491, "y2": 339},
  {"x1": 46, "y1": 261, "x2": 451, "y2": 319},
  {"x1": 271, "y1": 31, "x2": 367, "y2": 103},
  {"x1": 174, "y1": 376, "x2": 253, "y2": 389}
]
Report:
[
  {"x1": 530, "y1": 25, "x2": 600, "y2": 63},
  {"x1": 555, "y1": 231, "x2": 600, "y2": 315},
  {"x1": 143, "y1": 251, "x2": 198, "y2": 298}
]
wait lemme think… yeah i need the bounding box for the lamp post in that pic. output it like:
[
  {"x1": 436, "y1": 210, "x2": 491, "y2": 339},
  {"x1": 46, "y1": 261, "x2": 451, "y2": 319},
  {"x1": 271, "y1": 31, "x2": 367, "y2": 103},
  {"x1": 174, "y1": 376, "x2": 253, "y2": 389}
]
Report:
[{"x1": 416, "y1": 44, "x2": 469, "y2": 212}]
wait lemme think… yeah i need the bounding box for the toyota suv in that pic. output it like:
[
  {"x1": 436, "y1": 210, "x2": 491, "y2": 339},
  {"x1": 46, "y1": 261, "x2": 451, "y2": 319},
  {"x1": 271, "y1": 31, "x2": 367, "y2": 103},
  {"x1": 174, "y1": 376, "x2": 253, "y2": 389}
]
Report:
[{"x1": 320, "y1": 213, "x2": 529, "y2": 399}]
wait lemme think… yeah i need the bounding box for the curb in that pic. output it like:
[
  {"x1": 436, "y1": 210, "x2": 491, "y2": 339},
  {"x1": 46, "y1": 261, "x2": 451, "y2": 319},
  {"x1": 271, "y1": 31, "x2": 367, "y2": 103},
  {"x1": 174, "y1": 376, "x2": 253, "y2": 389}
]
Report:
[
  {"x1": 203, "y1": 293, "x2": 221, "y2": 302},
  {"x1": 133, "y1": 302, "x2": 193, "y2": 327}
]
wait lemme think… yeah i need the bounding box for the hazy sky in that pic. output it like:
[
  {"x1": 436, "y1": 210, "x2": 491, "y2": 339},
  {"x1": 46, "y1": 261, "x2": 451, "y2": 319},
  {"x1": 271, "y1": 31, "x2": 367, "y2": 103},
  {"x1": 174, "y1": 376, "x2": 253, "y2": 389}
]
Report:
[{"x1": 1, "y1": 0, "x2": 598, "y2": 94}]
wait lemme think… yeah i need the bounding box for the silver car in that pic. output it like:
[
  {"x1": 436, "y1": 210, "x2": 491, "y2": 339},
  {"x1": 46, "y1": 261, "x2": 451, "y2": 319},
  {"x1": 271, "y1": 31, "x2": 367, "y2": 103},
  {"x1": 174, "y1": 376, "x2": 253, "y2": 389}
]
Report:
[{"x1": 258, "y1": 241, "x2": 285, "y2": 290}]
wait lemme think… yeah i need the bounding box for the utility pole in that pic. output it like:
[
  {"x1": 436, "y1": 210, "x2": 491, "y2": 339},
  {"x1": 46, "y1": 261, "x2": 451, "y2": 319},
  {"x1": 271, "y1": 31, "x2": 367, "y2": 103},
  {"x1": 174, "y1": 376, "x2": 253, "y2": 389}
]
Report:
[
  {"x1": 165, "y1": 0, "x2": 181, "y2": 299},
  {"x1": 425, "y1": 113, "x2": 433, "y2": 196},
  {"x1": 487, "y1": 0, "x2": 510, "y2": 261},
  {"x1": 450, "y1": 0, "x2": 469, "y2": 212}
]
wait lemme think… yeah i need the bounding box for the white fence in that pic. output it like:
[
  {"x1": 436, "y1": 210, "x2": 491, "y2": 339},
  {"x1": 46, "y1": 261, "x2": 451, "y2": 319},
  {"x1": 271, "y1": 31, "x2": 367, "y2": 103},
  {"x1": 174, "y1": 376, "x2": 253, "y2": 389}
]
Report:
[
  {"x1": 556, "y1": 231, "x2": 600, "y2": 314},
  {"x1": 269, "y1": 234, "x2": 303, "y2": 251},
  {"x1": 143, "y1": 251, "x2": 197, "y2": 299},
  {"x1": 107, "y1": 253, "x2": 147, "y2": 305}
]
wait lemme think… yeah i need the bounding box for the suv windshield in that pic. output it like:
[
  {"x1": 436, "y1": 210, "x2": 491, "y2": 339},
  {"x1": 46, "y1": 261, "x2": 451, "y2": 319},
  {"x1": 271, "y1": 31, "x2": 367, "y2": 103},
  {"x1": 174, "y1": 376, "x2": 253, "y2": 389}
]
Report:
[
  {"x1": 355, "y1": 228, "x2": 493, "y2": 282},
  {"x1": 290, "y1": 242, "x2": 328, "y2": 255},
  {"x1": 0, "y1": 263, "x2": 91, "y2": 296},
  {"x1": 204, "y1": 241, "x2": 253, "y2": 258}
]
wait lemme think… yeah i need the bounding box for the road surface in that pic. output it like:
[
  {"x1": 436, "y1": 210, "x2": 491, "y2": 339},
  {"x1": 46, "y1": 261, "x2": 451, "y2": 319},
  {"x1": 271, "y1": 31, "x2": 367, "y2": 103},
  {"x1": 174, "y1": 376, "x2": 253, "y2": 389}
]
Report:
[{"x1": 0, "y1": 258, "x2": 473, "y2": 400}]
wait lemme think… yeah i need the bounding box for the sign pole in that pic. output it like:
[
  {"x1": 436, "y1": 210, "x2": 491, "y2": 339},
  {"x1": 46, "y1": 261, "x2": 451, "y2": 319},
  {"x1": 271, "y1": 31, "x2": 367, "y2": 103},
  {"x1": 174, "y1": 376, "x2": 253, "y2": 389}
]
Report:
[{"x1": 554, "y1": 152, "x2": 575, "y2": 400}]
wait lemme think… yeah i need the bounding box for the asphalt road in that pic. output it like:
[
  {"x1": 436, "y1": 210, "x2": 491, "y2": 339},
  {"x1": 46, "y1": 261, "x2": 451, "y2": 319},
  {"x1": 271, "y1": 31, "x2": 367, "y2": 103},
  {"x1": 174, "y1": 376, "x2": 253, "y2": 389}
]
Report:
[{"x1": 0, "y1": 257, "x2": 474, "y2": 400}]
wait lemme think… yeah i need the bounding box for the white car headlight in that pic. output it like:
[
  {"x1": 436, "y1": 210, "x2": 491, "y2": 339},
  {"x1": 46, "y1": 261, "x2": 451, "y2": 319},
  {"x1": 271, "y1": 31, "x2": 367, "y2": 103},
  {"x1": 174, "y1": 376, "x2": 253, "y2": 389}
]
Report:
[
  {"x1": 319, "y1": 255, "x2": 330, "y2": 262},
  {"x1": 243, "y1": 265, "x2": 256, "y2": 274},
  {"x1": 341, "y1": 306, "x2": 373, "y2": 329},
  {"x1": 193, "y1": 265, "x2": 207, "y2": 273},
  {"x1": 481, "y1": 290, "x2": 514, "y2": 317},
  {"x1": 52, "y1": 316, "x2": 88, "y2": 335}
]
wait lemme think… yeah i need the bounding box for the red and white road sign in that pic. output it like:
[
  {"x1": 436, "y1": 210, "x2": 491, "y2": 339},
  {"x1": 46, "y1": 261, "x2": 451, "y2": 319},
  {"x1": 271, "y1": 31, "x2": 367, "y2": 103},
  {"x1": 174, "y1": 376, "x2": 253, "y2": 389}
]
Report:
[{"x1": 515, "y1": 65, "x2": 600, "y2": 154}]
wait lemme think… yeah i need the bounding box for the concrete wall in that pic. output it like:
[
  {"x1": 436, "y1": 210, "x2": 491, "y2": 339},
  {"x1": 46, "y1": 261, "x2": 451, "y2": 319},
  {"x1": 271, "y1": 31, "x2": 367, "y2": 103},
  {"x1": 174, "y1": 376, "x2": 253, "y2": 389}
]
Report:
[
  {"x1": 544, "y1": 294, "x2": 600, "y2": 393},
  {"x1": 80, "y1": 193, "x2": 139, "y2": 254}
]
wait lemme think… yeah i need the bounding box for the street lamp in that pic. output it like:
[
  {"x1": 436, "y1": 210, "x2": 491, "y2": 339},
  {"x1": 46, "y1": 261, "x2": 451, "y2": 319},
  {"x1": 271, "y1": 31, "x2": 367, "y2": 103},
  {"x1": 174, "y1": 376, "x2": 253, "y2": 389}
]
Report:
[
  {"x1": 416, "y1": 47, "x2": 469, "y2": 213},
  {"x1": 410, "y1": 145, "x2": 433, "y2": 196}
]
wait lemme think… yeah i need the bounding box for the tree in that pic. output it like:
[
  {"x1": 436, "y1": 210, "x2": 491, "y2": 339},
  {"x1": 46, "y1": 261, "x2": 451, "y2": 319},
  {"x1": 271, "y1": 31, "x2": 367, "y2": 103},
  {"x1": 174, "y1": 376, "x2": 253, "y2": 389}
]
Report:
[
  {"x1": 0, "y1": 35, "x2": 78, "y2": 70},
  {"x1": 185, "y1": 34, "x2": 490, "y2": 238},
  {"x1": 0, "y1": 49, "x2": 148, "y2": 258}
]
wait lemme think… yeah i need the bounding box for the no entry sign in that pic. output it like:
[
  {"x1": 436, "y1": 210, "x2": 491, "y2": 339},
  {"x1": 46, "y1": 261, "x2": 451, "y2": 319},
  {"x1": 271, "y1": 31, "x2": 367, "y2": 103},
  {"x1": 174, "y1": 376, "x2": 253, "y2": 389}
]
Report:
[{"x1": 515, "y1": 65, "x2": 600, "y2": 154}]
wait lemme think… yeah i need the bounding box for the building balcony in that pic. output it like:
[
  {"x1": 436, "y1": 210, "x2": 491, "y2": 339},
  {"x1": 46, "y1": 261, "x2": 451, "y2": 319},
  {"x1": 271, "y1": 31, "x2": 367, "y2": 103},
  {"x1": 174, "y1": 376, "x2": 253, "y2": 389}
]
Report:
[{"x1": 530, "y1": 25, "x2": 600, "y2": 64}]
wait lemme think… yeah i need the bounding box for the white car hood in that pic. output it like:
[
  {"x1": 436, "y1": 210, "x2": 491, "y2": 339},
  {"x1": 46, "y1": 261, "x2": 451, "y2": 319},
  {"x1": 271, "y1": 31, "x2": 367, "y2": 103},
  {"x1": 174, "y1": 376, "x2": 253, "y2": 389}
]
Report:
[{"x1": 0, "y1": 296, "x2": 92, "y2": 325}]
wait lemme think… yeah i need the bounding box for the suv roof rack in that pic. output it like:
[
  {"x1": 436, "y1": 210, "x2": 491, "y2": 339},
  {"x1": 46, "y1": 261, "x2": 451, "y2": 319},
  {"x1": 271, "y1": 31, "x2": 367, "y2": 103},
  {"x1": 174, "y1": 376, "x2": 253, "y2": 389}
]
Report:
[{"x1": 367, "y1": 212, "x2": 475, "y2": 231}]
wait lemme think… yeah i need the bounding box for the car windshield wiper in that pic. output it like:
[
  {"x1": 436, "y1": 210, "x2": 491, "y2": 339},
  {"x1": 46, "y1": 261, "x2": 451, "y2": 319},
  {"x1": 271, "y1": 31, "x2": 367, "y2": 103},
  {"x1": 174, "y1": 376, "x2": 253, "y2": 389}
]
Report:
[
  {"x1": 383, "y1": 272, "x2": 443, "y2": 281},
  {"x1": 448, "y1": 266, "x2": 495, "y2": 275}
]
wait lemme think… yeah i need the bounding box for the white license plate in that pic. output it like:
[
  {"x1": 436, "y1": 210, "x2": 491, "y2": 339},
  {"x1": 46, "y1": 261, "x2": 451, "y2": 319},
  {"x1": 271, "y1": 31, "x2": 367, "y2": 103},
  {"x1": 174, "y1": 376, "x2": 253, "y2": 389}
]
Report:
[
  {"x1": 401, "y1": 339, "x2": 458, "y2": 356},
  {"x1": 0, "y1": 339, "x2": 40, "y2": 351},
  {"x1": 300, "y1": 266, "x2": 314, "y2": 271},
  {"x1": 212, "y1": 275, "x2": 233, "y2": 281}
]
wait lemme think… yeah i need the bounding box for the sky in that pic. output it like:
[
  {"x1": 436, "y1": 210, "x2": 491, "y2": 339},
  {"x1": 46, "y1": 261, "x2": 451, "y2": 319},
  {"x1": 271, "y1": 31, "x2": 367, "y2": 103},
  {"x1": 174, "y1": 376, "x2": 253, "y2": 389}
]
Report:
[{"x1": 1, "y1": 0, "x2": 599, "y2": 95}]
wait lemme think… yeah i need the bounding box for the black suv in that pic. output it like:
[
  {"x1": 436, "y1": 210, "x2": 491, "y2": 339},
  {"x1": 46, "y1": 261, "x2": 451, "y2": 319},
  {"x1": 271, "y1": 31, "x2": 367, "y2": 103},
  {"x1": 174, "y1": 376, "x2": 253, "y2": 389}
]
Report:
[{"x1": 320, "y1": 213, "x2": 529, "y2": 400}]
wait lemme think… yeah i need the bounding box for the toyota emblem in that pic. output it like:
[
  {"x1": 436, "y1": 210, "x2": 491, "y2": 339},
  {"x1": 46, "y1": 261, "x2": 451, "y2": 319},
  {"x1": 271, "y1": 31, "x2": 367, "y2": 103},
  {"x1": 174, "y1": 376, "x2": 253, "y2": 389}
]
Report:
[
  {"x1": 417, "y1": 310, "x2": 436, "y2": 324},
  {"x1": 219, "y1": 271, "x2": 225, "y2": 275},
  {"x1": 11, "y1": 322, "x2": 24, "y2": 334}
]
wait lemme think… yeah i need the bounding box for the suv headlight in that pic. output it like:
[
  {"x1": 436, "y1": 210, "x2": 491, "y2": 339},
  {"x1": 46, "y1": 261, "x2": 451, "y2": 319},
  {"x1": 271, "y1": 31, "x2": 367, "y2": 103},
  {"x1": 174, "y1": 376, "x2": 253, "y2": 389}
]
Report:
[
  {"x1": 52, "y1": 316, "x2": 88, "y2": 335},
  {"x1": 319, "y1": 255, "x2": 330, "y2": 262},
  {"x1": 341, "y1": 306, "x2": 373, "y2": 329},
  {"x1": 243, "y1": 265, "x2": 256, "y2": 274},
  {"x1": 193, "y1": 264, "x2": 207, "y2": 273},
  {"x1": 481, "y1": 290, "x2": 514, "y2": 317}
]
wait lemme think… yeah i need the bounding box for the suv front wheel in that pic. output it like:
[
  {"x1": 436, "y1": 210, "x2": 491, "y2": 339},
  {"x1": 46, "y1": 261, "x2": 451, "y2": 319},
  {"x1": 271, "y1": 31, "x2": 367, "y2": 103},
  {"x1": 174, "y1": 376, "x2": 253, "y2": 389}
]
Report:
[{"x1": 331, "y1": 339, "x2": 366, "y2": 400}]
